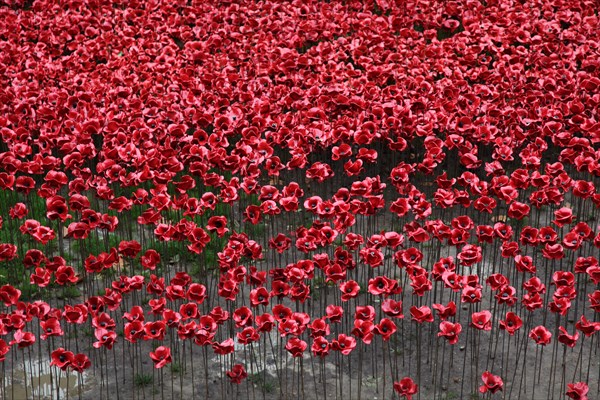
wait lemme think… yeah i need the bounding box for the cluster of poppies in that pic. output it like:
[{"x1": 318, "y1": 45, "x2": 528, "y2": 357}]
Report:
[{"x1": 1, "y1": 0, "x2": 599, "y2": 398}]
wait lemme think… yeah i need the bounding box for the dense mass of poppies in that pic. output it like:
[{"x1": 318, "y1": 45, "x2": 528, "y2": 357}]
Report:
[{"x1": 0, "y1": 0, "x2": 599, "y2": 398}]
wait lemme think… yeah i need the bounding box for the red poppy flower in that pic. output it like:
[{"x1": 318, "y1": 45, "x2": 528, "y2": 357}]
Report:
[
  {"x1": 495, "y1": 285, "x2": 517, "y2": 306},
  {"x1": 144, "y1": 320, "x2": 166, "y2": 341},
  {"x1": 93, "y1": 328, "x2": 117, "y2": 350},
  {"x1": 393, "y1": 377, "x2": 418, "y2": 400},
  {"x1": 438, "y1": 321, "x2": 462, "y2": 344},
  {"x1": 462, "y1": 285, "x2": 482, "y2": 304},
  {"x1": 212, "y1": 338, "x2": 235, "y2": 356},
  {"x1": 553, "y1": 207, "x2": 574, "y2": 227},
  {"x1": 375, "y1": 318, "x2": 397, "y2": 341},
  {"x1": 54, "y1": 265, "x2": 79, "y2": 285},
  {"x1": 0, "y1": 285, "x2": 21, "y2": 307},
  {"x1": 494, "y1": 222, "x2": 513, "y2": 241},
  {"x1": 0, "y1": 339, "x2": 9, "y2": 362},
  {"x1": 150, "y1": 346, "x2": 172, "y2": 369},
  {"x1": 46, "y1": 195, "x2": 71, "y2": 222},
  {"x1": 71, "y1": 353, "x2": 91, "y2": 373},
  {"x1": 206, "y1": 216, "x2": 229, "y2": 237},
  {"x1": 285, "y1": 337, "x2": 307, "y2": 358},
  {"x1": 575, "y1": 316, "x2": 600, "y2": 337},
  {"x1": 325, "y1": 305, "x2": 343, "y2": 323},
  {"x1": 471, "y1": 310, "x2": 492, "y2": 331},
  {"x1": 311, "y1": 336, "x2": 331, "y2": 357},
  {"x1": 479, "y1": 371, "x2": 503, "y2": 394},
  {"x1": 529, "y1": 325, "x2": 552, "y2": 345},
  {"x1": 41, "y1": 317, "x2": 64, "y2": 340},
  {"x1": 381, "y1": 299, "x2": 404, "y2": 319},
  {"x1": 332, "y1": 334, "x2": 356, "y2": 355},
  {"x1": 457, "y1": 244, "x2": 482, "y2": 266},
  {"x1": 589, "y1": 290, "x2": 600, "y2": 312},
  {"x1": 233, "y1": 306, "x2": 253, "y2": 328},
  {"x1": 50, "y1": 348, "x2": 74, "y2": 371},
  {"x1": 0, "y1": 244, "x2": 18, "y2": 262},
  {"x1": 227, "y1": 364, "x2": 248, "y2": 384},
  {"x1": 431, "y1": 301, "x2": 456, "y2": 320},
  {"x1": 268, "y1": 233, "x2": 291, "y2": 254},
  {"x1": 499, "y1": 312, "x2": 522, "y2": 335},
  {"x1": 558, "y1": 326, "x2": 579, "y2": 348},
  {"x1": 410, "y1": 306, "x2": 434, "y2": 323},
  {"x1": 507, "y1": 201, "x2": 530, "y2": 220},
  {"x1": 66, "y1": 222, "x2": 89, "y2": 239},
  {"x1": 352, "y1": 319, "x2": 375, "y2": 344},
  {"x1": 566, "y1": 382, "x2": 589, "y2": 400},
  {"x1": 118, "y1": 240, "x2": 142, "y2": 258},
  {"x1": 9, "y1": 203, "x2": 28, "y2": 219}
]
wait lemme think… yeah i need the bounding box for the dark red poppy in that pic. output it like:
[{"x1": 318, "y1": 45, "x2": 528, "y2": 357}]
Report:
[
  {"x1": 150, "y1": 346, "x2": 172, "y2": 369},
  {"x1": 227, "y1": 364, "x2": 248, "y2": 384},
  {"x1": 558, "y1": 326, "x2": 579, "y2": 348},
  {"x1": 144, "y1": 320, "x2": 166, "y2": 341},
  {"x1": 575, "y1": 316, "x2": 600, "y2": 337},
  {"x1": 9, "y1": 202, "x2": 28, "y2": 219},
  {"x1": 71, "y1": 353, "x2": 91, "y2": 373},
  {"x1": 432, "y1": 301, "x2": 456, "y2": 321},
  {"x1": 381, "y1": 299, "x2": 404, "y2": 319},
  {"x1": 529, "y1": 325, "x2": 552, "y2": 345},
  {"x1": 54, "y1": 265, "x2": 79, "y2": 285},
  {"x1": 589, "y1": 290, "x2": 600, "y2": 312},
  {"x1": 331, "y1": 334, "x2": 356, "y2": 355},
  {"x1": 0, "y1": 244, "x2": 18, "y2": 262},
  {"x1": 233, "y1": 306, "x2": 253, "y2": 328},
  {"x1": 325, "y1": 305, "x2": 343, "y2": 323},
  {"x1": 471, "y1": 310, "x2": 492, "y2": 331},
  {"x1": 311, "y1": 336, "x2": 331, "y2": 357},
  {"x1": 46, "y1": 195, "x2": 71, "y2": 222},
  {"x1": 374, "y1": 318, "x2": 397, "y2": 341},
  {"x1": 50, "y1": 348, "x2": 74, "y2": 371},
  {"x1": 41, "y1": 317, "x2": 64, "y2": 340},
  {"x1": 0, "y1": 285, "x2": 21, "y2": 307},
  {"x1": 393, "y1": 377, "x2": 418, "y2": 400},
  {"x1": 268, "y1": 233, "x2": 291, "y2": 254},
  {"x1": 93, "y1": 328, "x2": 117, "y2": 350},
  {"x1": 117, "y1": 240, "x2": 141, "y2": 258},
  {"x1": 566, "y1": 382, "x2": 589, "y2": 400},
  {"x1": 499, "y1": 312, "x2": 522, "y2": 335},
  {"x1": 438, "y1": 321, "x2": 462, "y2": 344},
  {"x1": 212, "y1": 338, "x2": 235, "y2": 355},
  {"x1": 285, "y1": 337, "x2": 307, "y2": 357},
  {"x1": 410, "y1": 306, "x2": 434, "y2": 323},
  {"x1": 457, "y1": 244, "x2": 482, "y2": 266},
  {"x1": 479, "y1": 371, "x2": 503, "y2": 394}
]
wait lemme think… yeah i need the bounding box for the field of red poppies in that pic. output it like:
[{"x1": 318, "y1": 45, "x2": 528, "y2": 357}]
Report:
[{"x1": 1, "y1": 0, "x2": 599, "y2": 399}]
